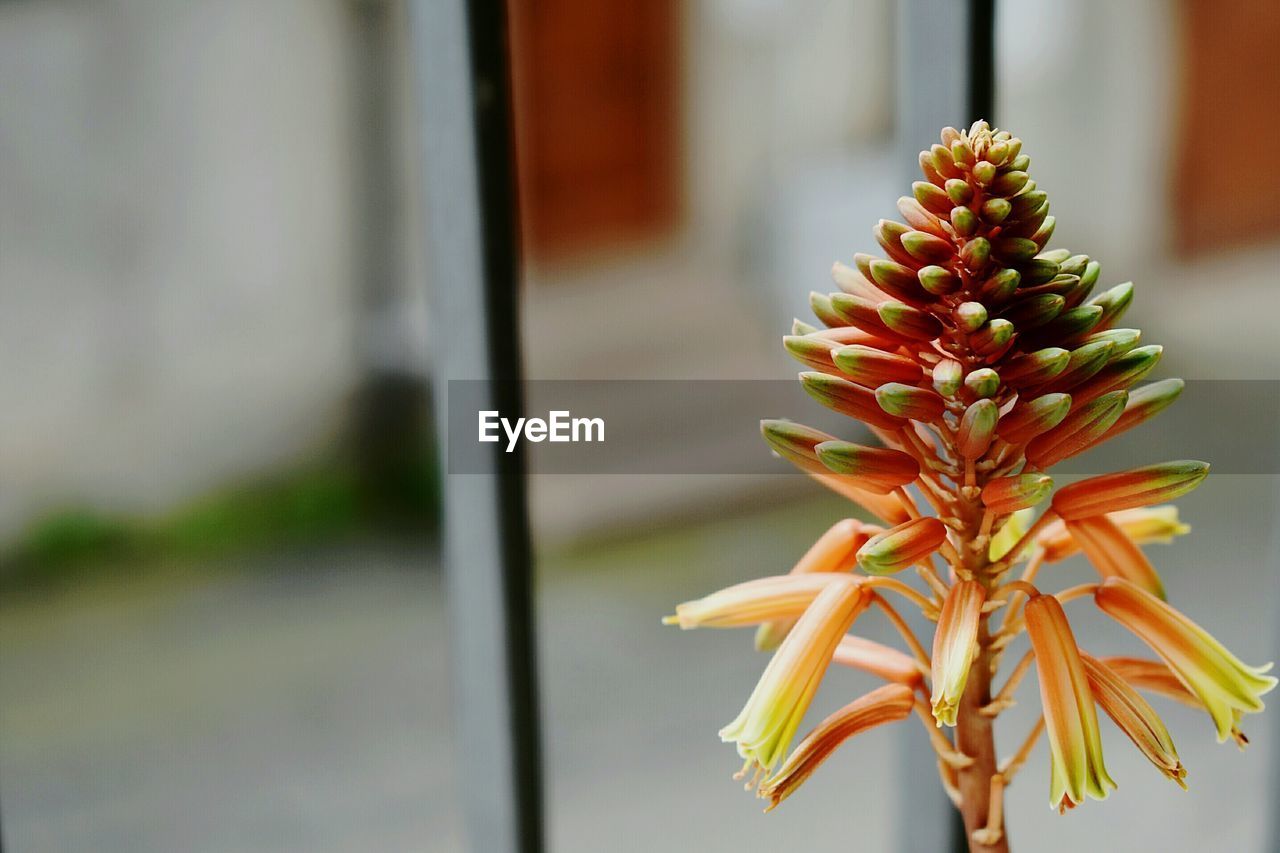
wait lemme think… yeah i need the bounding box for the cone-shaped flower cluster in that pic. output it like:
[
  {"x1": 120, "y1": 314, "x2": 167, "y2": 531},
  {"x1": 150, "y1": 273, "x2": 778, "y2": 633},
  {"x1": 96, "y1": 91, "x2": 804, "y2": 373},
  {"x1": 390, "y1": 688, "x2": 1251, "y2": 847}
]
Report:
[{"x1": 664, "y1": 122, "x2": 1273, "y2": 845}]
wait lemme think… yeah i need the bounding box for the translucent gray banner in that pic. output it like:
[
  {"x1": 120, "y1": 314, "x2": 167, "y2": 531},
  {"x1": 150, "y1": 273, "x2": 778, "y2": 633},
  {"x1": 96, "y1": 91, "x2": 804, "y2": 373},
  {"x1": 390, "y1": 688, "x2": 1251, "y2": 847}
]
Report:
[{"x1": 446, "y1": 380, "x2": 1280, "y2": 475}]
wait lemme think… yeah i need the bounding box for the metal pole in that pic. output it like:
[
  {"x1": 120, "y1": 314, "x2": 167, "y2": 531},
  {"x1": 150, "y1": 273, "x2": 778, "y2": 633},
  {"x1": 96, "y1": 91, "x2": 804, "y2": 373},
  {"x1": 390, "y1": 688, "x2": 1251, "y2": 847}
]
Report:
[
  {"x1": 408, "y1": 2, "x2": 543, "y2": 852},
  {"x1": 895, "y1": 1, "x2": 996, "y2": 851}
]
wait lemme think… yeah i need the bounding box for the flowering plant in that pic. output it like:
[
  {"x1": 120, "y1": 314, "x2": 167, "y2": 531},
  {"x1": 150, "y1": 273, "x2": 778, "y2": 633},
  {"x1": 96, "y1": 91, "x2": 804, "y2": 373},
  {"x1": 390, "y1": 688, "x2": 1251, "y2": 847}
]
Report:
[{"x1": 665, "y1": 122, "x2": 1275, "y2": 851}]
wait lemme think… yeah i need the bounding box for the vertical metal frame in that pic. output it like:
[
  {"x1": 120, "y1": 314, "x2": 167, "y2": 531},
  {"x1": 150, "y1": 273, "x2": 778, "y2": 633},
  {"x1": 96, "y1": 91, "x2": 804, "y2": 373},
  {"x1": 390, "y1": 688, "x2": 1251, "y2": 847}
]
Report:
[{"x1": 409, "y1": 2, "x2": 543, "y2": 852}]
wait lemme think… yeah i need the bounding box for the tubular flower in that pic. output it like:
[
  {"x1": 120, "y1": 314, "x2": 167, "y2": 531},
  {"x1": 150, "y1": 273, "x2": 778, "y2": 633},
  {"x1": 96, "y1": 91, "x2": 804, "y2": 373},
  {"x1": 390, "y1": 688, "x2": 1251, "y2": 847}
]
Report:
[
  {"x1": 665, "y1": 122, "x2": 1260, "y2": 841},
  {"x1": 756, "y1": 683, "x2": 915, "y2": 811},
  {"x1": 719, "y1": 578, "x2": 873, "y2": 779},
  {"x1": 755, "y1": 519, "x2": 876, "y2": 651},
  {"x1": 931, "y1": 581, "x2": 985, "y2": 726},
  {"x1": 1081, "y1": 654, "x2": 1186, "y2": 788},
  {"x1": 1095, "y1": 578, "x2": 1277, "y2": 743},
  {"x1": 1064, "y1": 515, "x2": 1165, "y2": 599},
  {"x1": 1025, "y1": 593, "x2": 1115, "y2": 811}
]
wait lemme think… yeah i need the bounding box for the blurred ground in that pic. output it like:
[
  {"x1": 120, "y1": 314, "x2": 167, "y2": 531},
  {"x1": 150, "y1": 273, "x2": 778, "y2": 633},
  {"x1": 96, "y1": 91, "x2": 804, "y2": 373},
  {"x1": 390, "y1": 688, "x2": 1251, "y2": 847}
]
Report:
[{"x1": 2, "y1": 475, "x2": 1276, "y2": 852}]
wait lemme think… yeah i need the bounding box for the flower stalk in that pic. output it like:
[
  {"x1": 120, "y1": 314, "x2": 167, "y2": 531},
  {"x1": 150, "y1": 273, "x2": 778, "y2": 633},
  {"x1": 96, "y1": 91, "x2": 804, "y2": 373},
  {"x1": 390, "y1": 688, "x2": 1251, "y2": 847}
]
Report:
[{"x1": 663, "y1": 122, "x2": 1271, "y2": 851}]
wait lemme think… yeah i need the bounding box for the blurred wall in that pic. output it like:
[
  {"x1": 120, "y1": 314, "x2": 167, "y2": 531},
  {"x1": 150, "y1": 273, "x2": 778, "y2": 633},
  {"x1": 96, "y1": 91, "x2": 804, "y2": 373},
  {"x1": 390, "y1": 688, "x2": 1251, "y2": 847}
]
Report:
[{"x1": 0, "y1": 1, "x2": 382, "y2": 537}]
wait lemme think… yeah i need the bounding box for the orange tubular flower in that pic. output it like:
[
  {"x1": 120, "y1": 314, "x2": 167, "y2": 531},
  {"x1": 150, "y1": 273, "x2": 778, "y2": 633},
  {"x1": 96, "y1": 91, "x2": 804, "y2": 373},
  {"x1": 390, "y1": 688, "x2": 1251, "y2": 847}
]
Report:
[
  {"x1": 931, "y1": 580, "x2": 985, "y2": 726},
  {"x1": 1064, "y1": 515, "x2": 1165, "y2": 599},
  {"x1": 1095, "y1": 578, "x2": 1277, "y2": 743},
  {"x1": 1051, "y1": 461, "x2": 1210, "y2": 521},
  {"x1": 664, "y1": 573, "x2": 851, "y2": 630},
  {"x1": 832, "y1": 635, "x2": 925, "y2": 686},
  {"x1": 756, "y1": 683, "x2": 915, "y2": 811},
  {"x1": 1025, "y1": 593, "x2": 1115, "y2": 811},
  {"x1": 1081, "y1": 654, "x2": 1186, "y2": 788},
  {"x1": 719, "y1": 578, "x2": 873, "y2": 778},
  {"x1": 755, "y1": 519, "x2": 875, "y2": 651}
]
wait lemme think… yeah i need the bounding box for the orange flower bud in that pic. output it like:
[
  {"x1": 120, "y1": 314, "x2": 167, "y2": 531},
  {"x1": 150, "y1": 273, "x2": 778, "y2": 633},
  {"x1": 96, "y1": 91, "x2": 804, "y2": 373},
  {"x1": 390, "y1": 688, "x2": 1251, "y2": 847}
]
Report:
[
  {"x1": 982, "y1": 473, "x2": 1053, "y2": 514},
  {"x1": 1051, "y1": 461, "x2": 1210, "y2": 520},
  {"x1": 814, "y1": 441, "x2": 920, "y2": 494},
  {"x1": 1024, "y1": 390, "x2": 1127, "y2": 468},
  {"x1": 856, "y1": 517, "x2": 948, "y2": 575},
  {"x1": 798, "y1": 372, "x2": 908, "y2": 430}
]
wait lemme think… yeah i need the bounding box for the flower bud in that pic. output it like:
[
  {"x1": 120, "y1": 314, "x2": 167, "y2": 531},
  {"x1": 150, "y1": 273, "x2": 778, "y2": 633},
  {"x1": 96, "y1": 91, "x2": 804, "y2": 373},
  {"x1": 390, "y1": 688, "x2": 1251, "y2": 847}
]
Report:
[
  {"x1": 1002, "y1": 347, "x2": 1069, "y2": 386},
  {"x1": 1025, "y1": 390, "x2": 1127, "y2": 468},
  {"x1": 993, "y1": 236, "x2": 1039, "y2": 263},
  {"x1": 1009, "y1": 153, "x2": 1030, "y2": 171},
  {"x1": 783, "y1": 335, "x2": 842, "y2": 373},
  {"x1": 832, "y1": 345, "x2": 922, "y2": 387},
  {"x1": 798, "y1": 372, "x2": 908, "y2": 430},
  {"x1": 1087, "y1": 378, "x2": 1185, "y2": 449},
  {"x1": 992, "y1": 170, "x2": 1029, "y2": 195},
  {"x1": 982, "y1": 473, "x2": 1053, "y2": 514},
  {"x1": 1051, "y1": 460, "x2": 1210, "y2": 520},
  {"x1": 1039, "y1": 341, "x2": 1115, "y2": 393},
  {"x1": 959, "y1": 236, "x2": 991, "y2": 270},
  {"x1": 896, "y1": 196, "x2": 949, "y2": 238},
  {"x1": 1090, "y1": 281, "x2": 1134, "y2": 330},
  {"x1": 977, "y1": 268, "x2": 1021, "y2": 303},
  {"x1": 945, "y1": 178, "x2": 973, "y2": 205},
  {"x1": 814, "y1": 440, "x2": 920, "y2": 494},
  {"x1": 856, "y1": 517, "x2": 949, "y2": 575},
  {"x1": 1070, "y1": 345, "x2": 1163, "y2": 406},
  {"x1": 932, "y1": 359, "x2": 964, "y2": 397},
  {"x1": 830, "y1": 293, "x2": 902, "y2": 341},
  {"x1": 875, "y1": 382, "x2": 946, "y2": 422},
  {"x1": 872, "y1": 223, "x2": 916, "y2": 266},
  {"x1": 930, "y1": 143, "x2": 960, "y2": 178},
  {"x1": 791, "y1": 318, "x2": 818, "y2": 335},
  {"x1": 953, "y1": 301, "x2": 988, "y2": 332},
  {"x1": 879, "y1": 301, "x2": 944, "y2": 340},
  {"x1": 957, "y1": 399, "x2": 999, "y2": 459},
  {"x1": 913, "y1": 180, "x2": 953, "y2": 216},
  {"x1": 831, "y1": 261, "x2": 885, "y2": 302},
  {"x1": 980, "y1": 197, "x2": 1011, "y2": 224},
  {"x1": 918, "y1": 151, "x2": 945, "y2": 186},
  {"x1": 971, "y1": 319, "x2": 1015, "y2": 356},
  {"x1": 901, "y1": 232, "x2": 956, "y2": 265},
  {"x1": 1009, "y1": 189, "x2": 1047, "y2": 218},
  {"x1": 917, "y1": 264, "x2": 958, "y2": 295},
  {"x1": 809, "y1": 291, "x2": 846, "y2": 328},
  {"x1": 997, "y1": 392, "x2": 1072, "y2": 444},
  {"x1": 1001, "y1": 293, "x2": 1065, "y2": 329},
  {"x1": 964, "y1": 368, "x2": 1000, "y2": 399},
  {"x1": 950, "y1": 205, "x2": 979, "y2": 236},
  {"x1": 972, "y1": 160, "x2": 998, "y2": 184},
  {"x1": 869, "y1": 258, "x2": 929, "y2": 302}
]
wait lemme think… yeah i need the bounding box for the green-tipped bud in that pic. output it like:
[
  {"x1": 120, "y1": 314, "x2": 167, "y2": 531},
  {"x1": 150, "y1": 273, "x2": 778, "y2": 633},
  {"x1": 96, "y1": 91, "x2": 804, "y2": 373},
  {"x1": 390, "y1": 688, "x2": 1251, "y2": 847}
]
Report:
[
  {"x1": 857, "y1": 517, "x2": 949, "y2": 575},
  {"x1": 964, "y1": 368, "x2": 1001, "y2": 399},
  {"x1": 1033, "y1": 304, "x2": 1105, "y2": 344},
  {"x1": 950, "y1": 138, "x2": 975, "y2": 169},
  {"x1": 986, "y1": 139, "x2": 1010, "y2": 165},
  {"x1": 980, "y1": 197, "x2": 1012, "y2": 224},
  {"x1": 1058, "y1": 254, "x2": 1089, "y2": 278},
  {"x1": 1031, "y1": 215, "x2": 1056, "y2": 248},
  {"x1": 1021, "y1": 257, "x2": 1062, "y2": 285},
  {"x1": 799, "y1": 372, "x2": 907, "y2": 430},
  {"x1": 960, "y1": 237, "x2": 992, "y2": 270},
  {"x1": 1071, "y1": 345, "x2": 1163, "y2": 406},
  {"x1": 957, "y1": 399, "x2": 999, "y2": 458},
  {"x1": 879, "y1": 301, "x2": 944, "y2": 340},
  {"x1": 830, "y1": 293, "x2": 896, "y2": 339},
  {"x1": 1052, "y1": 461, "x2": 1210, "y2": 520},
  {"x1": 1025, "y1": 390, "x2": 1128, "y2": 468},
  {"x1": 1038, "y1": 249, "x2": 1072, "y2": 264},
  {"x1": 982, "y1": 473, "x2": 1054, "y2": 515},
  {"x1": 869, "y1": 258, "x2": 928, "y2": 302},
  {"x1": 833, "y1": 345, "x2": 923, "y2": 387},
  {"x1": 791, "y1": 318, "x2": 819, "y2": 335},
  {"x1": 1089, "y1": 282, "x2": 1134, "y2": 330},
  {"x1": 814, "y1": 440, "x2": 921, "y2": 494},
  {"x1": 993, "y1": 236, "x2": 1039, "y2": 263},
  {"x1": 978, "y1": 268, "x2": 1021, "y2": 303},
  {"x1": 950, "y1": 206, "x2": 979, "y2": 237},
  {"x1": 971, "y1": 319, "x2": 1015, "y2": 356},
  {"x1": 945, "y1": 178, "x2": 974, "y2": 205},
  {"x1": 783, "y1": 335, "x2": 839, "y2": 372},
  {"x1": 1082, "y1": 328, "x2": 1142, "y2": 355},
  {"x1": 810, "y1": 291, "x2": 846, "y2": 328},
  {"x1": 873, "y1": 222, "x2": 917, "y2": 267},
  {"x1": 918, "y1": 264, "x2": 958, "y2": 295},
  {"x1": 1089, "y1": 378, "x2": 1184, "y2": 448},
  {"x1": 1009, "y1": 190, "x2": 1047, "y2": 219},
  {"x1": 933, "y1": 359, "x2": 964, "y2": 397},
  {"x1": 997, "y1": 393, "x2": 1072, "y2": 444},
  {"x1": 1001, "y1": 294, "x2": 1065, "y2": 330},
  {"x1": 1080, "y1": 260, "x2": 1101, "y2": 290},
  {"x1": 919, "y1": 150, "x2": 945, "y2": 186},
  {"x1": 972, "y1": 160, "x2": 998, "y2": 185},
  {"x1": 1009, "y1": 153, "x2": 1030, "y2": 171},
  {"x1": 954, "y1": 301, "x2": 988, "y2": 333},
  {"x1": 897, "y1": 196, "x2": 949, "y2": 238},
  {"x1": 875, "y1": 382, "x2": 946, "y2": 422},
  {"x1": 1041, "y1": 340, "x2": 1116, "y2": 392},
  {"x1": 1002, "y1": 347, "x2": 1070, "y2": 386},
  {"x1": 914, "y1": 181, "x2": 954, "y2": 216},
  {"x1": 992, "y1": 170, "x2": 1029, "y2": 196},
  {"x1": 832, "y1": 261, "x2": 883, "y2": 300},
  {"x1": 761, "y1": 419, "x2": 836, "y2": 472},
  {"x1": 930, "y1": 144, "x2": 960, "y2": 179},
  {"x1": 901, "y1": 231, "x2": 956, "y2": 265}
]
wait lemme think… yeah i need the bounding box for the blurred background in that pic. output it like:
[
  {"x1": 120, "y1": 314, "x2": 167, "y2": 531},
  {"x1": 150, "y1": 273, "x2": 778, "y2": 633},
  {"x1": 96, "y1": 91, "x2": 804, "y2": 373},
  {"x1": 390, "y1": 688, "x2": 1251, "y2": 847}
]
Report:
[{"x1": 2, "y1": 1, "x2": 1279, "y2": 851}]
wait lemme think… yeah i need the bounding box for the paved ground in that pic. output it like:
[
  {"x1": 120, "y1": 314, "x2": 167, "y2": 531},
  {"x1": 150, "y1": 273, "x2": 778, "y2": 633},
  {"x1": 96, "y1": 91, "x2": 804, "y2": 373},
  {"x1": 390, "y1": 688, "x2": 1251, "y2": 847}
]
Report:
[{"x1": 2, "y1": 477, "x2": 1278, "y2": 852}]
